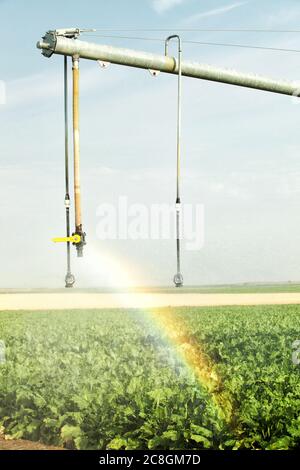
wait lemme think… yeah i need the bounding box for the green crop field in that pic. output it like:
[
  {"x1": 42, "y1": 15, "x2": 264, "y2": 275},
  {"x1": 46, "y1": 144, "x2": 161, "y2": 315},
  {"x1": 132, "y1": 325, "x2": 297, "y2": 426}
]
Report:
[{"x1": 0, "y1": 306, "x2": 299, "y2": 450}]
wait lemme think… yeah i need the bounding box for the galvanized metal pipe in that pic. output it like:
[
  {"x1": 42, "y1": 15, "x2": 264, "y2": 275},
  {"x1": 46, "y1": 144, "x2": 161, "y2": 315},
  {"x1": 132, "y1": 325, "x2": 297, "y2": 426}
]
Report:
[
  {"x1": 64, "y1": 56, "x2": 71, "y2": 278},
  {"x1": 64, "y1": 56, "x2": 70, "y2": 202},
  {"x1": 165, "y1": 35, "x2": 184, "y2": 287},
  {"x1": 37, "y1": 33, "x2": 300, "y2": 96},
  {"x1": 165, "y1": 35, "x2": 182, "y2": 205}
]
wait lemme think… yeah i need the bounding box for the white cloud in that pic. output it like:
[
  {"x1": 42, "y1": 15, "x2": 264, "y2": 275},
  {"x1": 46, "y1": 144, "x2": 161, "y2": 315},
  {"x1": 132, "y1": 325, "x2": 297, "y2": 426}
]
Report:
[
  {"x1": 152, "y1": 0, "x2": 185, "y2": 14},
  {"x1": 184, "y1": 1, "x2": 247, "y2": 24}
]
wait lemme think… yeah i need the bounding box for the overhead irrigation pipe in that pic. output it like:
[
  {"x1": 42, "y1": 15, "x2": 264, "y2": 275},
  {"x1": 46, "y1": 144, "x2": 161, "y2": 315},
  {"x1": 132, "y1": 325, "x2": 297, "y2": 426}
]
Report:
[
  {"x1": 165, "y1": 35, "x2": 184, "y2": 288},
  {"x1": 37, "y1": 30, "x2": 300, "y2": 97}
]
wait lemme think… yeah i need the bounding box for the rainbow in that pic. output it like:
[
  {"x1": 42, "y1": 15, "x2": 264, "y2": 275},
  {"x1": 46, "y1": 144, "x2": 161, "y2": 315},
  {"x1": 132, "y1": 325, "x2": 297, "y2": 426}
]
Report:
[
  {"x1": 74, "y1": 244, "x2": 233, "y2": 423},
  {"x1": 146, "y1": 308, "x2": 232, "y2": 423}
]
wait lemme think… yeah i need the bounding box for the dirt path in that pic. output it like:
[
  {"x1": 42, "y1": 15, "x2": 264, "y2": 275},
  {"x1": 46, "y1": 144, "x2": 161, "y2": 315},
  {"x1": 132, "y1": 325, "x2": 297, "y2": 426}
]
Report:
[
  {"x1": 0, "y1": 436, "x2": 63, "y2": 450},
  {"x1": 1, "y1": 292, "x2": 300, "y2": 310}
]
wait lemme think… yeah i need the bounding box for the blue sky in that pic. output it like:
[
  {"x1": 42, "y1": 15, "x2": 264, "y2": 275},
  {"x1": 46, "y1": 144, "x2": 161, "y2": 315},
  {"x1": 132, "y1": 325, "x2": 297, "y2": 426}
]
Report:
[{"x1": 1, "y1": 0, "x2": 300, "y2": 287}]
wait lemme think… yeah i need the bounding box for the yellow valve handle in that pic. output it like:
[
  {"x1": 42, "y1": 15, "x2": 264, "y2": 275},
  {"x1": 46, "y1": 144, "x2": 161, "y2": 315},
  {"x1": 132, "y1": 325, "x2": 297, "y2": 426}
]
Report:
[{"x1": 52, "y1": 234, "x2": 81, "y2": 244}]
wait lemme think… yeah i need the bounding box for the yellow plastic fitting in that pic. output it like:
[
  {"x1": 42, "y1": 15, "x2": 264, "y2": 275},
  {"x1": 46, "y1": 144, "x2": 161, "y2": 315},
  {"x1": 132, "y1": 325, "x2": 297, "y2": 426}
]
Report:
[{"x1": 52, "y1": 234, "x2": 81, "y2": 244}]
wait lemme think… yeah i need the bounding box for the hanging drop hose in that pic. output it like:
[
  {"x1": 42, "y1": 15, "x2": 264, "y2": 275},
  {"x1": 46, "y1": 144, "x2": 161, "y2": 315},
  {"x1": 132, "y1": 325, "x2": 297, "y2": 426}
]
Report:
[
  {"x1": 52, "y1": 55, "x2": 86, "y2": 267},
  {"x1": 64, "y1": 56, "x2": 75, "y2": 287},
  {"x1": 72, "y1": 55, "x2": 86, "y2": 257},
  {"x1": 165, "y1": 35, "x2": 183, "y2": 287}
]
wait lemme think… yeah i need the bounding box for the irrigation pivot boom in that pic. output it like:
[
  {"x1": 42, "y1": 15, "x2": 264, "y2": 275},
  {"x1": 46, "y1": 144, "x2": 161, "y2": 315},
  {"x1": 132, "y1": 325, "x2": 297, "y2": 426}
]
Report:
[
  {"x1": 37, "y1": 28, "x2": 299, "y2": 287},
  {"x1": 37, "y1": 29, "x2": 300, "y2": 96}
]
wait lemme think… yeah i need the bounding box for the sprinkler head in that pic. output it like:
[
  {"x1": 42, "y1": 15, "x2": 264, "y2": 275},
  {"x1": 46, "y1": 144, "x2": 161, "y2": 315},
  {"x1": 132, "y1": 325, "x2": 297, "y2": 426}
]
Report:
[
  {"x1": 65, "y1": 272, "x2": 75, "y2": 288},
  {"x1": 173, "y1": 272, "x2": 183, "y2": 287}
]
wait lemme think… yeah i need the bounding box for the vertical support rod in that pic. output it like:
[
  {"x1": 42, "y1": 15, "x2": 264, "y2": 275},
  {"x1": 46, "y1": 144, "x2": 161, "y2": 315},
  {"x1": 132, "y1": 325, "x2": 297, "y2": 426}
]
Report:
[
  {"x1": 165, "y1": 35, "x2": 183, "y2": 287},
  {"x1": 176, "y1": 38, "x2": 182, "y2": 277},
  {"x1": 64, "y1": 56, "x2": 71, "y2": 271},
  {"x1": 64, "y1": 55, "x2": 75, "y2": 287},
  {"x1": 72, "y1": 54, "x2": 85, "y2": 257}
]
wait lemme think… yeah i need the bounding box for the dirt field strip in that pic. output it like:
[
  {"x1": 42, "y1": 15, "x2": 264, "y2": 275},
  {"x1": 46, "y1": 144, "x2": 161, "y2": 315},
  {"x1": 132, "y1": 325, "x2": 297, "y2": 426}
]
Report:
[
  {"x1": 0, "y1": 436, "x2": 63, "y2": 450},
  {"x1": 1, "y1": 292, "x2": 300, "y2": 310}
]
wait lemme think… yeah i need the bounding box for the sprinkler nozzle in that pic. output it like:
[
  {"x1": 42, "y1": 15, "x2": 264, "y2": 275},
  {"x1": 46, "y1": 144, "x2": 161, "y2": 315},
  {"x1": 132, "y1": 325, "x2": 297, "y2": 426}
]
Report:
[
  {"x1": 173, "y1": 272, "x2": 183, "y2": 287},
  {"x1": 65, "y1": 272, "x2": 75, "y2": 288}
]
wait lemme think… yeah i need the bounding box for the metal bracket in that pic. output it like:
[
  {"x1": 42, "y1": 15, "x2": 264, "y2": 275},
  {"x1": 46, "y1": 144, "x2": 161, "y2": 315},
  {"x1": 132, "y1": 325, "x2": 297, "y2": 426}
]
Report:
[
  {"x1": 148, "y1": 69, "x2": 160, "y2": 77},
  {"x1": 55, "y1": 28, "x2": 95, "y2": 39},
  {"x1": 37, "y1": 28, "x2": 95, "y2": 58},
  {"x1": 97, "y1": 60, "x2": 110, "y2": 68}
]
